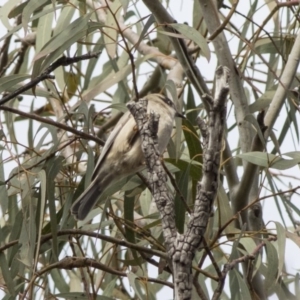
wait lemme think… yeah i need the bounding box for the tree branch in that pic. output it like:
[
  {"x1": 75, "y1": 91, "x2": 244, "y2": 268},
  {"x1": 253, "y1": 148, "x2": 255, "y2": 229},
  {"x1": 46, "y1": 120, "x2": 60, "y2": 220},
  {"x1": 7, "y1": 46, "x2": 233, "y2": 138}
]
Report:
[
  {"x1": 87, "y1": 0, "x2": 177, "y2": 70},
  {"x1": 197, "y1": 0, "x2": 253, "y2": 153},
  {"x1": 211, "y1": 237, "x2": 276, "y2": 300},
  {"x1": 127, "y1": 66, "x2": 229, "y2": 300},
  {"x1": 21, "y1": 256, "x2": 173, "y2": 300},
  {"x1": 264, "y1": 31, "x2": 300, "y2": 135},
  {"x1": 0, "y1": 51, "x2": 101, "y2": 106},
  {"x1": 0, "y1": 229, "x2": 167, "y2": 259},
  {"x1": 172, "y1": 66, "x2": 229, "y2": 299},
  {"x1": 142, "y1": 0, "x2": 210, "y2": 106},
  {"x1": 0, "y1": 105, "x2": 104, "y2": 145},
  {"x1": 127, "y1": 99, "x2": 178, "y2": 252}
]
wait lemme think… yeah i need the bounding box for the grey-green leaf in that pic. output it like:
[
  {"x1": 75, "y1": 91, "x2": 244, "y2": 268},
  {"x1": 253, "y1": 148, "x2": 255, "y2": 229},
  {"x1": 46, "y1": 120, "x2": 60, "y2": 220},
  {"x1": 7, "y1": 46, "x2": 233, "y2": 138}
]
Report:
[{"x1": 170, "y1": 23, "x2": 210, "y2": 61}]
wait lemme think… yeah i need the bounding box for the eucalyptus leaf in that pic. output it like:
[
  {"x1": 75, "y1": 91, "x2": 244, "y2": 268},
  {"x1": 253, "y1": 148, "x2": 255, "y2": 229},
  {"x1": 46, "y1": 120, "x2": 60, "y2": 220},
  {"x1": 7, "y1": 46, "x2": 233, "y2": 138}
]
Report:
[
  {"x1": 237, "y1": 151, "x2": 300, "y2": 170},
  {"x1": 265, "y1": 240, "x2": 279, "y2": 291},
  {"x1": 170, "y1": 23, "x2": 210, "y2": 61},
  {"x1": 55, "y1": 294, "x2": 114, "y2": 300},
  {"x1": 0, "y1": 74, "x2": 31, "y2": 94},
  {"x1": 0, "y1": 253, "x2": 15, "y2": 296}
]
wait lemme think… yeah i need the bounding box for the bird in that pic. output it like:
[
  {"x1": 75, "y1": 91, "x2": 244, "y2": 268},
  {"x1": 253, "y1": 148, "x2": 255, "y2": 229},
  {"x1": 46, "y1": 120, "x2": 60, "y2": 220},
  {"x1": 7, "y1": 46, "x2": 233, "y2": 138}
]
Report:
[{"x1": 71, "y1": 94, "x2": 185, "y2": 220}]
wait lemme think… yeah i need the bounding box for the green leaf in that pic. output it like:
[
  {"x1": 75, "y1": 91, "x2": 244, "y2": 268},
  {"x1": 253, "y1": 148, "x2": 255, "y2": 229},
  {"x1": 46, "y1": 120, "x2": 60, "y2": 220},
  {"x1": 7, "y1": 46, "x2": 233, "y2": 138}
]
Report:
[
  {"x1": 296, "y1": 273, "x2": 300, "y2": 298},
  {"x1": 165, "y1": 158, "x2": 202, "y2": 181},
  {"x1": 50, "y1": 269, "x2": 70, "y2": 293},
  {"x1": 55, "y1": 294, "x2": 114, "y2": 300},
  {"x1": 103, "y1": 277, "x2": 118, "y2": 297},
  {"x1": 229, "y1": 267, "x2": 240, "y2": 300},
  {"x1": 22, "y1": 0, "x2": 49, "y2": 33},
  {"x1": 239, "y1": 237, "x2": 257, "y2": 256},
  {"x1": 127, "y1": 272, "x2": 145, "y2": 300},
  {"x1": 135, "y1": 14, "x2": 155, "y2": 50},
  {"x1": 170, "y1": 23, "x2": 210, "y2": 61},
  {"x1": 237, "y1": 151, "x2": 300, "y2": 170},
  {"x1": 124, "y1": 192, "x2": 141, "y2": 271},
  {"x1": 273, "y1": 222, "x2": 286, "y2": 281},
  {"x1": 1, "y1": 5, "x2": 59, "y2": 43},
  {"x1": 233, "y1": 269, "x2": 252, "y2": 300},
  {"x1": 174, "y1": 163, "x2": 189, "y2": 233},
  {"x1": 192, "y1": 0, "x2": 206, "y2": 36},
  {"x1": 182, "y1": 118, "x2": 202, "y2": 164},
  {"x1": 103, "y1": 0, "x2": 122, "y2": 58},
  {"x1": 19, "y1": 216, "x2": 36, "y2": 268},
  {"x1": 35, "y1": 4, "x2": 54, "y2": 53},
  {"x1": 0, "y1": 152, "x2": 8, "y2": 215},
  {"x1": 83, "y1": 37, "x2": 105, "y2": 91},
  {"x1": 4, "y1": 103, "x2": 18, "y2": 155},
  {"x1": 120, "y1": 255, "x2": 145, "y2": 267},
  {"x1": 32, "y1": 14, "x2": 98, "y2": 78},
  {"x1": 8, "y1": 1, "x2": 29, "y2": 19},
  {"x1": 34, "y1": 14, "x2": 90, "y2": 62},
  {"x1": 34, "y1": 123, "x2": 58, "y2": 152},
  {"x1": 104, "y1": 103, "x2": 128, "y2": 113},
  {"x1": 186, "y1": 84, "x2": 199, "y2": 126},
  {"x1": 53, "y1": 5, "x2": 75, "y2": 36},
  {"x1": 0, "y1": 252, "x2": 15, "y2": 296},
  {"x1": 46, "y1": 156, "x2": 64, "y2": 260},
  {"x1": 7, "y1": 210, "x2": 23, "y2": 266},
  {"x1": 165, "y1": 81, "x2": 182, "y2": 160},
  {"x1": 35, "y1": 170, "x2": 47, "y2": 266},
  {"x1": 264, "y1": 240, "x2": 279, "y2": 291},
  {"x1": 0, "y1": 74, "x2": 31, "y2": 94},
  {"x1": 82, "y1": 54, "x2": 155, "y2": 101},
  {"x1": 248, "y1": 90, "x2": 274, "y2": 113},
  {"x1": 237, "y1": 0, "x2": 258, "y2": 54},
  {"x1": 139, "y1": 186, "x2": 154, "y2": 219},
  {"x1": 254, "y1": 36, "x2": 292, "y2": 54},
  {"x1": 272, "y1": 100, "x2": 300, "y2": 154},
  {"x1": 217, "y1": 185, "x2": 237, "y2": 234},
  {"x1": 84, "y1": 145, "x2": 95, "y2": 187},
  {"x1": 244, "y1": 114, "x2": 265, "y2": 147}
]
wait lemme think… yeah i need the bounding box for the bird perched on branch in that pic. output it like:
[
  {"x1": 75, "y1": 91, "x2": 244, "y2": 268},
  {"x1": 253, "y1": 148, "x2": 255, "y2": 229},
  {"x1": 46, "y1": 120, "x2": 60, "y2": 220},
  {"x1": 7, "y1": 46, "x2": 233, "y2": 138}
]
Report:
[{"x1": 71, "y1": 94, "x2": 184, "y2": 220}]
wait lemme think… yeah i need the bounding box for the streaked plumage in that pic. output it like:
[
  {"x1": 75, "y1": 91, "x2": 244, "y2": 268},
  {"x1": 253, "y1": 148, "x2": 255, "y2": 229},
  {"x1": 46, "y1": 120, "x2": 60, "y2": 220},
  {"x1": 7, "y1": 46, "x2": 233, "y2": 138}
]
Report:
[{"x1": 71, "y1": 94, "x2": 184, "y2": 220}]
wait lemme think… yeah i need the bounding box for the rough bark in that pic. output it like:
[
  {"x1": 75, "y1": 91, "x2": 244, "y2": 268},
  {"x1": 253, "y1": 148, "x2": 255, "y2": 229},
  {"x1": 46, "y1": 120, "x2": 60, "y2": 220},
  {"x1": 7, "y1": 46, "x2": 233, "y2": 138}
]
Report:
[{"x1": 127, "y1": 66, "x2": 229, "y2": 300}]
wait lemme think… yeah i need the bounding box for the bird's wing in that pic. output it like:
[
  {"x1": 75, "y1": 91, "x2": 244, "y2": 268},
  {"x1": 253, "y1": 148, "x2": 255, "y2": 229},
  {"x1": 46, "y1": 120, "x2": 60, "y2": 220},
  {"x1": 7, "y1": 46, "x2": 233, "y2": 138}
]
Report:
[{"x1": 91, "y1": 111, "x2": 132, "y2": 180}]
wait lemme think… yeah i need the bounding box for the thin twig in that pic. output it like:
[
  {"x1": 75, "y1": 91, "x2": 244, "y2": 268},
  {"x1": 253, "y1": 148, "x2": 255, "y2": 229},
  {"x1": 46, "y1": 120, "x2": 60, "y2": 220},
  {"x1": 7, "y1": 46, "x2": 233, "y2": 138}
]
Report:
[
  {"x1": 211, "y1": 237, "x2": 277, "y2": 300},
  {"x1": 104, "y1": 0, "x2": 139, "y2": 99},
  {"x1": 20, "y1": 256, "x2": 173, "y2": 300},
  {"x1": 0, "y1": 51, "x2": 102, "y2": 106},
  {"x1": 4, "y1": 137, "x2": 77, "y2": 184},
  {"x1": 0, "y1": 105, "x2": 104, "y2": 145},
  {"x1": 208, "y1": 0, "x2": 239, "y2": 42}
]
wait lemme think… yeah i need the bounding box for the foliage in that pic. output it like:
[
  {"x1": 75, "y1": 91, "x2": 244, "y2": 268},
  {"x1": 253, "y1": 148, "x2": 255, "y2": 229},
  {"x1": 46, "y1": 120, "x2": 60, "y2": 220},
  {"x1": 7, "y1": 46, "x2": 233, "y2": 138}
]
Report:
[{"x1": 0, "y1": 0, "x2": 300, "y2": 299}]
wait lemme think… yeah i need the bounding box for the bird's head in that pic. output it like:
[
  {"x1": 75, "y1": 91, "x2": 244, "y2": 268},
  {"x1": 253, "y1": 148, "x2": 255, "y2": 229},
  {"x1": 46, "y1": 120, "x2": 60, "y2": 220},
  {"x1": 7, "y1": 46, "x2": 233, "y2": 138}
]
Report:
[{"x1": 148, "y1": 94, "x2": 185, "y2": 119}]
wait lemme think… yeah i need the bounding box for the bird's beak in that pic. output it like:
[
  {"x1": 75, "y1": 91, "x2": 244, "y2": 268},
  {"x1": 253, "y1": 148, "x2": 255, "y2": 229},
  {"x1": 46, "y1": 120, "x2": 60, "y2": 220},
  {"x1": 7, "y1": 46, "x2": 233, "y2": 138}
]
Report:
[{"x1": 175, "y1": 111, "x2": 186, "y2": 119}]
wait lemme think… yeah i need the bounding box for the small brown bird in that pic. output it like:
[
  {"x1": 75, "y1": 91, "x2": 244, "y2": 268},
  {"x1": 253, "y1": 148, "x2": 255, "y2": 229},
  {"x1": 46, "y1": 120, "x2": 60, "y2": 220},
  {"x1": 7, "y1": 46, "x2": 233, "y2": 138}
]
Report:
[{"x1": 71, "y1": 94, "x2": 184, "y2": 220}]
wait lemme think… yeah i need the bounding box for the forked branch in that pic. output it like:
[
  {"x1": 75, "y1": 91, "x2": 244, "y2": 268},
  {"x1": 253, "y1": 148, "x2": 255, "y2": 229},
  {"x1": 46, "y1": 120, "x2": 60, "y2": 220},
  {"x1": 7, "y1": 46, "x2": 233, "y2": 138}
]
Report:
[{"x1": 128, "y1": 66, "x2": 230, "y2": 300}]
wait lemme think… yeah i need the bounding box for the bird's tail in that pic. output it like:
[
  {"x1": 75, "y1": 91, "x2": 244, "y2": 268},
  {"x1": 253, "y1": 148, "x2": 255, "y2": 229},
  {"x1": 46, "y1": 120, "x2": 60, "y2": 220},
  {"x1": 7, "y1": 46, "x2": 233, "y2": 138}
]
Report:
[{"x1": 71, "y1": 179, "x2": 102, "y2": 220}]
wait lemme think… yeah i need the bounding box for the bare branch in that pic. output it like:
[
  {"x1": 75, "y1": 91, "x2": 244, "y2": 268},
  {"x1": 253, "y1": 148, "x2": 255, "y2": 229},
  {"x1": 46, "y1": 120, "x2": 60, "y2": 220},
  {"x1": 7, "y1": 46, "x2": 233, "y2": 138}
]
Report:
[
  {"x1": 172, "y1": 66, "x2": 229, "y2": 299},
  {"x1": 264, "y1": 31, "x2": 300, "y2": 135},
  {"x1": 127, "y1": 67, "x2": 229, "y2": 300},
  {"x1": 197, "y1": 0, "x2": 254, "y2": 153},
  {"x1": 127, "y1": 99, "x2": 178, "y2": 252},
  {"x1": 0, "y1": 105, "x2": 104, "y2": 145},
  {"x1": 142, "y1": 0, "x2": 210, "y2": 107},
  {"x1": 0, "y1": 51, "x2": 101, "y2": 106},
  {"x1": 21, "y1": 256, "x2": 173, "y2": 300},
  {"x1": 0, "y1": 229, "x2": 167, "y2": 259}
]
